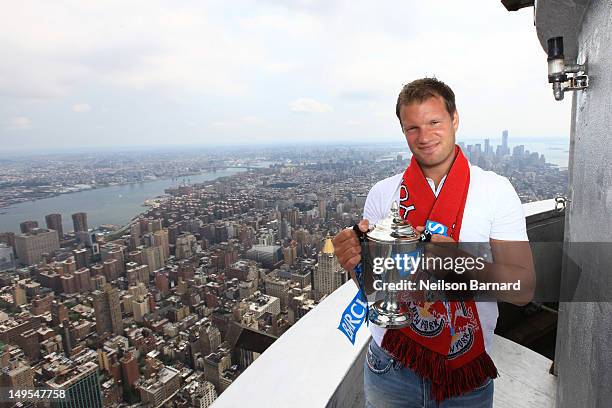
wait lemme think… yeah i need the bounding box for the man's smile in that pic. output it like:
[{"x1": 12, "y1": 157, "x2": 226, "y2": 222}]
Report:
[{"x1": 418, "y1": 142, "x2": 440, "y2": 154}]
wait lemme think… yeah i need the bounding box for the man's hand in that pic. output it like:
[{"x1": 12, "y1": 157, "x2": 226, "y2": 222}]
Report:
[
  {"x1": 415, "y1": 226, "x2": 457, "y2": 279},
  {"x1": 333, "y1": 219, "x2": 369, "y2": 285}
]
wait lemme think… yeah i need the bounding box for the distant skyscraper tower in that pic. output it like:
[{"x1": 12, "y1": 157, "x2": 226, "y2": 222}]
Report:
[
  {"x1": 314, "y1": 235, "x2": 345, "y2": 301},
  {"x1": 513, "y1": 145, "x2": 526, "y2": 157},
  {"x1": 71, "y1": 212, "x2": 88, "y2": 233},
  {"x1": 484, "y1": 139, "x2": 491, "y2": 155},
  {"x1": 19, "y1": 220, "x2": 38, "y2": 234},
  {"x1": 93, "y1": 284, "x2": 123, "y2": 335},
  {"x1": 45, "y1": 214, "x2": 64, "y2": 239},
  {"x1": 502, "y1": 130, "x2": 509, "y2": 155}
]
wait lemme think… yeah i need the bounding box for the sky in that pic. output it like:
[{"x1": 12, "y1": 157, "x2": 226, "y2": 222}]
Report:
[{"x1": 0, "y1": 0, "x2": 572, "y2": 152}]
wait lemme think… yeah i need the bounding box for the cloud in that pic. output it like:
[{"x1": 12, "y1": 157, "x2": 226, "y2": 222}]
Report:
[
  {"x1": 6, "y1": 116, "x2": 32, "y2": 130},
  {"x1": 338, "y1": 89, "x2": 383, "y2": 101},
  {"x1": 72, "y1": 103, "x2": 91, "y2": 113},
  {"x1": 290, "y1": 98, "x2": 332, "y2": 113},
  {"x1": 262, "y1": 61, "x2": 300, "y2": 74},
  {"x1": 255, "y1": 0, "x2": 338, "y2": 14},
  {"x1": 0, "y1": 2, "x2": 266, "y2": 99},
  {"x1": 0, "y1": 1, "x2": 571, "y2": 150},
  {"x1": 210, "y1": 115, "x2": 267, "y2": 129}
]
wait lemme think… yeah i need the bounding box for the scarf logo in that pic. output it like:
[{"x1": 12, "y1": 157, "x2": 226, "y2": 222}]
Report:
[
  {"x1": 448, "y1": 329, "x2": 475, "y2": 359},
  {"x1": 447, "y1": 305, "x2": 479, "y2": 358},
  {"x1": 408, "y1": 302, "x2": 446, "y2": 337},
  {"x1": 399, "y1": 185, "x2": 415, "y2": 216}
]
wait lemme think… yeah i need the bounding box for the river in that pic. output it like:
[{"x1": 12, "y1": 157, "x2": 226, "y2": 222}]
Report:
[{"x1": 0, "y1": 168, "x2": 246, "y2": 233}]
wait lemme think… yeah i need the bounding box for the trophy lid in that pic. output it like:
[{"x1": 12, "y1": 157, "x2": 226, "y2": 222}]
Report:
[{"x1": 366, "y1": 202, "x2": 419, "y2": 242}]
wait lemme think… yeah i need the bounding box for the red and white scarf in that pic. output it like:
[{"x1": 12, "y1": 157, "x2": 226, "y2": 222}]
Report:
[{"x1": 381, "y1": 145, "x2": 498, "y2": 401}]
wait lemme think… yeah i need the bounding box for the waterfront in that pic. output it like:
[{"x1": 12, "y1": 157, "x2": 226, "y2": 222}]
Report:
[{"x1": 0, "y1": 168, "x2": 246, "y2": 233}]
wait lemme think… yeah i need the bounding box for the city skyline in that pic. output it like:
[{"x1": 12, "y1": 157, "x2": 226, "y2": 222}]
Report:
[
  {"x1": 0, "y1": 134, "x2": 568, "y2": 234},
  {"x1": 1, "y1": 1, "x2": 570, "y2": 151}
]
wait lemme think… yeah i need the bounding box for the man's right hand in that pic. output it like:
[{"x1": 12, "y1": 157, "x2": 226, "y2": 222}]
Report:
[{"x1": 333, "y1": 219, "x2": 369, "y2": 284}]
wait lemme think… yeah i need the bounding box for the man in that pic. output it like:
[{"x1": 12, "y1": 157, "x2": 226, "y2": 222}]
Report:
[{"x1": 333, "y1": 78, "x2": 535, "y2": 407}]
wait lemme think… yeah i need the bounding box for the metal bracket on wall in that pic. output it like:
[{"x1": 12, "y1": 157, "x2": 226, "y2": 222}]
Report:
[
  {"x1": 555, "y1": 196, "x2": 570, "y2": 211},
  {"x1": 547, "y1": 37, "x2": 589, "y2": 101}
]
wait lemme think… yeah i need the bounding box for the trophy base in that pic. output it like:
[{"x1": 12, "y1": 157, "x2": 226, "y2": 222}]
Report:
[{"x1": 368, "y1": 301, "x2": 412, "y2": 328}]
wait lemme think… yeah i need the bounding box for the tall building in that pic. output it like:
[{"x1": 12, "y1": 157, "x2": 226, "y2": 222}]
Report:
[
  {"x1": 47, "y1": 361, "x2": 103, "y2": 408},
  {"x1": 93, "y1": 284, "x2": 123, "y2": 335},
  {"x1": 129, "y1": 223, "x2": 141, "y2": 250},
  {"x1": 192, "y1": 381, "x2": 218, "y2": 408},
  {"x1": 318, "y1": 198, "x2": 327, "y2": 220},
  {"x1": 14, "y1": 228, "x2": 60, "y2": 265},
  {"x1": 132, "y1": 296, "x2": 149, "y2": 323},
  {"x1": 200, "y1": 325, "x2": 222, "y2": 356},
  {"x1": 245, "y1": 245, "x2": 282, "y2": 268},
  {"x1": 73, "y1": 248, "x2": 90, "y2": 269},
  {"x1": 101, "y1": 244, "x2": 126, "y2": 276},
  {"x1": 513, "y1": 144, "x2": 526, "y2": 157},
  {"x1": 13, "y1": 280, "x2": 27, "y2": 306},
  {"x1": 71, "y1": 212, "x2": 88, "y2": 233},
  {"x1": 498, "y1": 129, "x2": 510, "y2": 157},
  {"x1": 19, "y1": 220, "x2": 38, "y2": 234},
  {"x1": 45, "y1": 213, "x2": 64, "y2": 239},
  {"x1": 314, "y1": 236, "x2": 345, "y2": 301},
  {"x1": 0, "y1": 359, "x2": 34, "y2": 388},
  {"x1": 153, "y1": 229, "x2": 170, "y2": 259},
  {"x1": 120, "y1": 351, "x2": 140, "y2": 387},
  {"x1": 0, "y1": 243, "x2": 15, "y2": 272},
  {"x1": 484, "y1": 138, "x2": 492, "y2": 155},
  {"x1": 143, "y1": 246, "x2": 165, "y2": 273},
  {"x1": 51, "y1": 301, "x2": 68, "y2": 326},
  {"x1": 175, "y1": 233, "x2": 197, "y2": 259},
  {"x1": 136, "y1": 366, "x2": 180, "y2": 408},
  {"x1": 203, "y1": 350, "x2": 231, "y2": 392}
]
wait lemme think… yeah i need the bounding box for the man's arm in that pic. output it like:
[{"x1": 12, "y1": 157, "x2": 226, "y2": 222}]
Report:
[
  {"x1": 485, "y1": 238, "x2": 535, "y2": 305},
  {"x1": 425, "y1": 234, "x2": 536, "y2": 305},
  {"x1": 484, "y1": 175, "x2": 536, "y2": 305}
]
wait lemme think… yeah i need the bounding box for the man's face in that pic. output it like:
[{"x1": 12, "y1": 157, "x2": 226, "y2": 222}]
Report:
[{"x1": 399, "y1": 95, "x2": 459, "y2": 170}]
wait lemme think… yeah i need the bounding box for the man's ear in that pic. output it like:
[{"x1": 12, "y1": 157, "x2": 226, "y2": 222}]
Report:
[{"x1": 452, "y1": 110, "x2": 459, "y2": 133}]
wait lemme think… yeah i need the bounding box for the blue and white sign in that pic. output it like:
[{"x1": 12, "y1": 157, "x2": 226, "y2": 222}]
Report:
[
  {"x1": 337, "y1": 290, "x2": 368, "y2": 344},
  {"x1": 338, "y1": 263, "x2": 369, "y2": 344},
  {"x1": 425, "y1": 219, "x2": 448, "y2": 236}
]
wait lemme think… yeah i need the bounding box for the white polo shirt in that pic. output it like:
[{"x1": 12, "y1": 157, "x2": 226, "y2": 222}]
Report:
[{"x1": 363, "y1": 163, "x2": 528, "y2": 354}]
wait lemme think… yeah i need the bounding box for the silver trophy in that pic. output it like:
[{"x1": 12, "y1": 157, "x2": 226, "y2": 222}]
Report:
[{"x1": 357, "y1": 202, "x2": 424, "y2": 328}]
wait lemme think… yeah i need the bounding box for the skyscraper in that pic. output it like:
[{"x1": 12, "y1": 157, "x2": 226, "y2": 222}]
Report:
[
  {"x1": 314, "y1": 235, "x2": 345, "y2": 301},
  {"x1": 0, "y1": 359, "x2": 34, "y2": 389},
  {"x1": 47, "y1": 361, "x2": 103, "y2": 408},
  {"x1": 71, "y1": 212, "x2": 88, "y2": 233},
  {"x1": 502, "y1": 129, "x2": 510, "y2": 156},
  {"x1": 93, "y1": 284, "x2": 123, "y2": 335},
  {"x1": 14, "y1": 228, "x2": 60, "y2": 265},
  {"x1": 45, "y1": 213, "x2": 64, "y2": 239},
  {"x1": 19, "y1": 220, "x2": 38, "y2": 234}
]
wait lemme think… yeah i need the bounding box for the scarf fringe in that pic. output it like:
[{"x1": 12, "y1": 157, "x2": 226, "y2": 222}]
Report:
[{"x1": 381, "y1": 329, "x2": 498, "y2": 402}]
